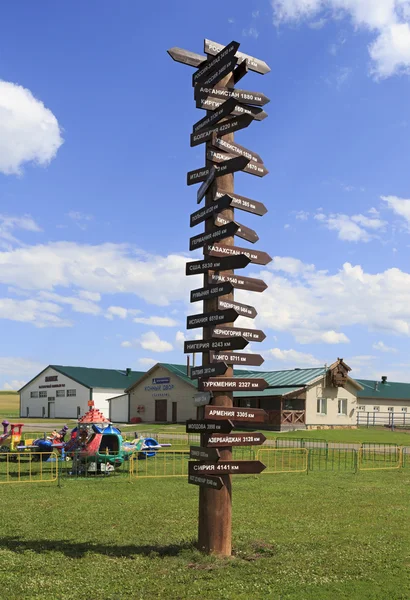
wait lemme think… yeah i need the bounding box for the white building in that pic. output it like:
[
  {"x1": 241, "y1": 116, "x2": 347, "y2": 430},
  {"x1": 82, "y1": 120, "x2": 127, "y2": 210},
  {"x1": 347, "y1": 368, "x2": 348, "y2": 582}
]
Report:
[{"x1": 19, "y1": 365, "x2": 144, "y2": 419}]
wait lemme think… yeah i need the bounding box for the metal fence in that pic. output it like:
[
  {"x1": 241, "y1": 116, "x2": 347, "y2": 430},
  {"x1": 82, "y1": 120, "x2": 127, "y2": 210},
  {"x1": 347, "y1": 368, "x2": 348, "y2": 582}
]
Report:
[
  {"x1": 357, "y1": 411, "x2": 409, "y2": 428},
  {"x1": 257, "y1": 448, "x2": 308, "y2": 474},
  {"x1": 0, "y1": 451, "x2": 59, "y2": 484}
]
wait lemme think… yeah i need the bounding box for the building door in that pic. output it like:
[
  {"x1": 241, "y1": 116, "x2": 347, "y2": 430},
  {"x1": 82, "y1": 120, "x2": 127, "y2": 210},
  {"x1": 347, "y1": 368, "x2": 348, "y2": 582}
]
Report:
[
  {"x1": 155, "y1": 399, "x2": 167, "y2": 422},
  {"x1": 48, "y1": 398, "x2": 55, "y2": 419},
  {"x1": 172, "y1": 402, "x2": 177, "y2": 423}
]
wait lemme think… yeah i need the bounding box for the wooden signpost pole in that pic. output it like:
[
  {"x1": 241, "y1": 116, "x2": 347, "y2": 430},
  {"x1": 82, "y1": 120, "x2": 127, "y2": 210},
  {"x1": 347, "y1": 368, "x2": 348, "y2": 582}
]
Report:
[{"x1": 198, "y1": 67, "x2": 235, "y2": 556}]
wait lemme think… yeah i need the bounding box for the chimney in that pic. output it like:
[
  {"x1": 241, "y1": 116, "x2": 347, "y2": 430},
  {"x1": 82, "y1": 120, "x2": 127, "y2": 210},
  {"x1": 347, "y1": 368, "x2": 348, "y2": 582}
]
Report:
[
  {"x1": 381, "y1": 376, "x2": 387, "y2": 384},
  {"x1": 125, "y1": 368, "x2": 131, "y2": 376}
]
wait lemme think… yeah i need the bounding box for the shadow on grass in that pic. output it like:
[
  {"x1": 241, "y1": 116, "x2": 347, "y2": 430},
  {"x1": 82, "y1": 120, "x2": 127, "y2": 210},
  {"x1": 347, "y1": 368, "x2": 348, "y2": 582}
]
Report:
[{"x1": 0, "y1": 536, "x2": 196, "y2": 559}]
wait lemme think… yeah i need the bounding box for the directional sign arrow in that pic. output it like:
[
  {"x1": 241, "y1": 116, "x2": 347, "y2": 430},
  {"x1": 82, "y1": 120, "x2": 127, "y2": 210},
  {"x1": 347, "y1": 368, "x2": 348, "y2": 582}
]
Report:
[
  {"x1": 193, "y1": 41, "x2": 240, "y2": 87},
  {"x1": 214, "y1": 190, "x2": 267, "y2": 217},
  {"x1": 187, "y1": 308, "x2": 239, "y2": 330},
  {"x1": 189, "y1": 460, "x2": 267, "y2": 475},
  {"x1": 190, "y1": 282, "x2": 233, "y2": 303},
  {"x1": 204, "y1": 39, "x2": 271, "y2": 75},
  {"x1": 211, "y1": 273, "x2": 268, "y2": 293},
  {"x1": 197, "y1": 167, "x2": 215, "y2": 204},
  {"x1": 211, "y1": 134, "x2": 263, "y2": 164},
  {"x1": 206, "y1": 242, "x2": 272, "y2": 266},
  {"x1": 186, "y1": 254, "x2": 251, "y2": 276},
  {"x1": 233, "y1": 59, "x2": 248, "y2": 85},
  {"x1": 188, "y1": 474, "x2": 224, "y2": 490},
  {"x1": 190, "y1": 362, "x2": 228, "y2": 380},
  {"x1": 184, "y1": 337, "x2": 248, "y2": 353},
  {"x1": 205, "y1": 405, "x2": 268, "y2": 422},
  {"x1": 167, "y1": 47, "x2": 206, "y2": 68},
  {"x1": 187, "y1": 156, "x2": 250, "y2": 185},
  {"x1": 200, "y1": 378, "x2": 269, "y2": 393},
  {"x1": 210, "y1": 351, "x2": 265, "y2": 367},
  {"x1": 196, "y1": 96, "x2": 267, "y2": 122},
  {"x1": 186, "y1": 419, "x2": 234, "y2": 434},
  {"x1": 190, "y1": 222, "x2": 239, "y2": 251},
  {"x1": 214, "y1": 216, "x2": 259, "y2": 244},
  {"x1": 190, "y1": 113, "x2": 254, "y2": 147},
  {"x1": 190, "y1": 194, "x2": 233, "y2": 227},
  {"x1": 217, "y1": 298, "x2": 257, "y2": 319},
  {"x1": 207, "y1": 149, "x2": 268, "y2": 180},
  {"x1": 205, "y1": 432, "x2": 267, "y2": 447},
  {"x1": 190, "y1": 446, "x2": 221, "y2": 461},
  {"x1": 212, "y1": 325, "x2": 267, "y2": 343},
  {"x1": 193, "y1": 97, "x2": 237, "y2": 133},
  {"x1": 195, "y1": 85, "x2": 270, "y2": 107}
]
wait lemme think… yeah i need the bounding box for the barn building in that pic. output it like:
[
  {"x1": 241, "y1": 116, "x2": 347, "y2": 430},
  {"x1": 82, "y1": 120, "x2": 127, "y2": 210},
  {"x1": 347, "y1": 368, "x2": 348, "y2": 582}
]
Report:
[
  {"x1": 19, "y1": 365, "x2": 144, "y2": 419},
  {"x1": 356, "y1": 377, "x2": 410, "y2": 426}
]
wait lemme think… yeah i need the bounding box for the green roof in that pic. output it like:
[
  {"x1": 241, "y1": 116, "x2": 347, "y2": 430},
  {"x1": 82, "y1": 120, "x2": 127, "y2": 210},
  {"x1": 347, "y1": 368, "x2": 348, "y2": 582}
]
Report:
[
  {"x1": 159, "y1": 363, "x2": 197, "y2": 388},
  {"x1": 357, "y1": 379, "x2": 410, "y2": 401},
  {"x1": 50, "y1": 365, "x2": 145, "y2": 390}
]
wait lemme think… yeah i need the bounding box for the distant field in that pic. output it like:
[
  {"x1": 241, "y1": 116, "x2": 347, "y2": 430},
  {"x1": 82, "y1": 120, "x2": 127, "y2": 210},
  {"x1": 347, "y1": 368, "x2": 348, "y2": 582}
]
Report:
[{"x1": 0, "y1": 391, "x2": 19, "y2": 418}]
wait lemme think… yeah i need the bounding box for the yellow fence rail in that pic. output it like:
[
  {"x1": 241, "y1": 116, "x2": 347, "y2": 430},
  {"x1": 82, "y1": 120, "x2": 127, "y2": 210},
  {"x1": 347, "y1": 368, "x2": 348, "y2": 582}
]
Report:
[
  {"x1": 256, "y1": 448, "x2": 308, "y2": 474},
  {"x1": 0, "y1": 451, "x2": 59, "y2": 484},
  {"x1": 358, "y1": 446, "x2": 402, "y2": 471},
  {"x1": 129, "y1": 450, "x2": 190, "y2": 479}
]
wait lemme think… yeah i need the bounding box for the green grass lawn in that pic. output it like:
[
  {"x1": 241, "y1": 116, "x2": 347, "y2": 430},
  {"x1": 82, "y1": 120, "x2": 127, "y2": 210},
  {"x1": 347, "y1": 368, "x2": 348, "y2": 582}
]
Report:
[{"x1": 0, "y1": 467, "x2": 409, "y2": 599}]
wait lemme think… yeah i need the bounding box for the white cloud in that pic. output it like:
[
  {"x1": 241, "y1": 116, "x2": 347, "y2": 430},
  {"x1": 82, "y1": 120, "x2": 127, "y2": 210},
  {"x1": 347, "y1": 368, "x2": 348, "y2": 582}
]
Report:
[
  {"x1": 78, "y1": 290, "x2": 101, "y2": 302},
  {"x1": 309, "y1": 17, "x2": 327, "y2": 28},
  {"x1": 0, "y1": 80, "x2": 63, "y2": 175},
  {"x1": 67, "y1": 211, "x2": 94, "y2": 230},
  {"x1": 121, "y1": 341, "x2": 132, "y2": 348},
  {"x1": 271, "y1": 0, "x2": 410, "y2": 79},
  {"x1": 267, "y1": 348, "x2": 323, "y2": 366},
  {"x1": 242, "y1": 27, "x2": 260, "y2": 38},
  {"x1": 294, "y1": 210, "x2": 309, "y2": 220},
  {"x1": 252, "y1": 9, "x2": 260, "y2": 17},
  {"x1": 0, "y1": 214, "x2": 41, "y2": 248},
  {"x1": 139, "y1": 331, "x2": 173, "y2": 353},
  {"x1": 175, "y1": 331, "x2": 186, "y2": 350},
  {"x1": 0, "y1": 298, "x2": 71, "y2": 327},
  {"x1": 4, "y1": 380, "x2": 26, "y2": 391},
  {"x1": 106, "y1": 306, "x2": 141, "y2": 320},
  {"x1": 314, "y1": 212, "x2": 386, "y2": 241},
  {"x1": 372, "y1": 340, "x2": 398, "y2": 353},
  {"x1": 382, "y1": 194, "x2": 410, "y2": 228},
  {"x1": 269, "y1": 256, "x2": 315, "y2": 275},
  {"x1": 0, "y1": 356, "x2": 45, "y2": 377},
  {"x1": 137, "y1": 358, "x2": 157, "y2": 368},
  {"x1": 37, "y1": 291, "x2": 101, "y2": 315},
  {"x1": 133, "y1": 316, "x2": 178, "y2": 327}
]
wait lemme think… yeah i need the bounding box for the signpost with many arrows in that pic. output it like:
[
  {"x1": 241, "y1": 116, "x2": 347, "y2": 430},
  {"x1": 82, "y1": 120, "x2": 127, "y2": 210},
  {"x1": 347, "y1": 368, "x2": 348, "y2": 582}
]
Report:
[{"x1": 169, "y1": 38, "x2": 270, "y2": 558}]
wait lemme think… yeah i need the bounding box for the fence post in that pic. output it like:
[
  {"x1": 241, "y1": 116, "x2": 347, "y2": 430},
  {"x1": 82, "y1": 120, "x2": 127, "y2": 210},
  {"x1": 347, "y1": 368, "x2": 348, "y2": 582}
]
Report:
[
  {"x1": 367, "y1": 412, "x2": 369, "y2": 428},
  {"x1": 354, "y1": 449, "x2": 358, "y2": 474},
  {"x1": 57, "y1": 453, "x2": 62, "y2": 488},
  {"x1": 392, "y1": 411, "x2": 394, "y2": 432}
]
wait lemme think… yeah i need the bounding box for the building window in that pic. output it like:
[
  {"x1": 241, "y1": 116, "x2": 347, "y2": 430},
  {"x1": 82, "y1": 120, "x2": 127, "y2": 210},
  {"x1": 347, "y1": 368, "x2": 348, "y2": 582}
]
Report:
[
  {"x1": 387, "y1": 407, "x2": 394, "y2": 412},
  {"x1": 56, "y1": 390, "x2": 65, "y2": 397},
  {"x1": 338, "y1": 398, "x2": 347, "y2": 415},
  {"x1": 67, "y1": 389, "x2": 76, "y2": 397},
  {"x1": 358, "y1": 406, "x2": 366, "y2": 411},
  {"x1": 39, "y1": 391, "x2": 47, "y2": 398},
  {"x1": 30, "y1": 391, "x2": 38, "y2": 398},
  {"x1": 316, "y1": 398, "x2": 327, "y2": 415},
  {"x1": 373, "y1": 406, "x2": 380, "y2": 412},
  {"x1": 402, "y1": 407, "x2": 408, "y2": 412}
]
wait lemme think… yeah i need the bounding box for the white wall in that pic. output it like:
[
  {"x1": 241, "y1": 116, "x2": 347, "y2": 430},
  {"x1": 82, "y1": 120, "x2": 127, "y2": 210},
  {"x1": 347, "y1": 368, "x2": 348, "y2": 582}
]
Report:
[
  {"x1": 305, "y1": 379, "x2": 358, "y2": 426},
  {"x1": 129, "y1": 365, "x2": 197, "y2": 423},
  {"x1": 93, "y1": 388, "x2": 125, "y2": 418},
  {"x1": 20, "y1": 367, "x2": 90, "y2": 419},
  {"x1": 108, "y1": 394, "x2": 129, "y2": 423}
]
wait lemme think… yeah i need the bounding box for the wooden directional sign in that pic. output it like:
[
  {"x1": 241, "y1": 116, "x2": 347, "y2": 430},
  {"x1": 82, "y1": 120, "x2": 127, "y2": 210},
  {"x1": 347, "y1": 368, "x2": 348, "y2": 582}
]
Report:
[
  {"x1": 187, "y1": 308, "x2": 238, "y2": 330},
  {"x1": 205, "y1": 405, "x2": 268, "y2": 422},
  {"x1": 214, "y1": 216, "x2": 259, "y2": 244},
  {"x1": 233, "y1": 59, "x2": 248, "y2": 85},
  {"x1": 211, "y1": 273, "x2": 268, "y2": 293},
  {"x1": 189, "y1": 460, "x2": 266, "y2": 476},
  {"x1": 184, "y1": 336, "x2": 248, "y2": 353},
  {"x1": 192, "y1": 41, "x2": 239, "y2": 87},
  {"x1": 188, "y1": 474, "x2": 224, "y2": 490},
  {"x1": 200, "y1": 378, "x2": 269, "y2": 393},
  {"x1": 205, "y1": 432, "x2": 267, "y2": 447},
  {"x1": 193, "y1": 392, "x2": 212, "y2": 407},
  {"x1": 207, "y1": 149, "x2": 268, "y2": 179},
  {"x1": 190, "y1": 194, "x2": 232, "y2": 227},
  {"x1": 211, "y1": 135, "x2": 263, "y2": 164},
  {"x1": 210, "y1": 351, "x2": 265, "y2": 367},
  {"x1": 186, "y1": 419, "x2": 234, "y2": 434},
  {"x1": 167, "y1": 46, "x2": 206, "y2": 68},
  {"x1": 197, "y1": 167, "x2": 215, "y2": 204},
  {"x1": 193, "y1": 97, "x2": 237, "y2": 133},
  {"x1": 190, "y1": 282, "x2": 233, "y2": 302},
  {"x1": 212, "y1": 325, "x2": 267, "y2": 343},
  {"x1": 190, "y1": 446, "x2": 221, "y2": 461},
  {"x1": 218, "y1": 298, "x2": 257, "y2": 319},
  {"x1": 206, "y1": 242, "x2": 272, "y2": 266},
  {"x1": 189, "y1": 222, "x2": 239, "y2": 251},
  {"x1": 190, "y1": 362, "x2": 228, "y2": 380},
  {"x1": 204, "y1": 39, "x2": 271, "y2": 75},
  {"x1": 195, "y1": 85, "x2": 270, "y2": 107},
  {"x1": 186, "y1": 254, "x2": 250, "y2": 276},
  {"x1": 187, "y1": 156, "x2": 250, "y2": 185},
  {"x1": 196, "y1": 96, "x2": 267, "y2": 121},
  {"x1": 190, "y1": 114, "x2": 254, "y2": 147},
  {"x1": 214, "y1": 190, "x2": 267, "y2": 217}
]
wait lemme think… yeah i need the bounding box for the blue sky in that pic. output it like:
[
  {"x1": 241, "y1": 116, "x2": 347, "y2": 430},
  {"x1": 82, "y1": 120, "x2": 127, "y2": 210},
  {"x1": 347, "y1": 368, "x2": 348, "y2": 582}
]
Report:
[{"x1": 1, "y1": 0, "x2": 410, "y2": 388}]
